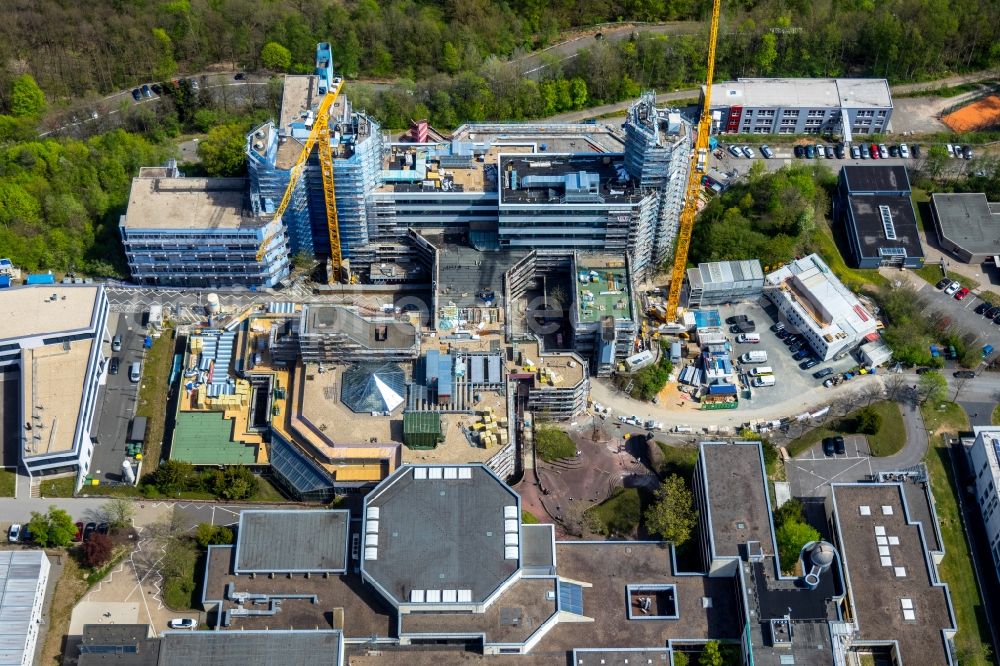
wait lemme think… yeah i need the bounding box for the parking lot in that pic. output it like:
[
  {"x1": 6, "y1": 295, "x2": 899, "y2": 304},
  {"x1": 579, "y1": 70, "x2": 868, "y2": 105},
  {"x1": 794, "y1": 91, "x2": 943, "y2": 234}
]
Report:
[
  {"x1": 907, "y1": 274, "x2": 1000, "y2": 359},
  {"x1": 713, "y1": 301, "x2": 864, "y2": 410},
  {"x1": 787, "y1": 435, "x2": 874, "y2": 497}
]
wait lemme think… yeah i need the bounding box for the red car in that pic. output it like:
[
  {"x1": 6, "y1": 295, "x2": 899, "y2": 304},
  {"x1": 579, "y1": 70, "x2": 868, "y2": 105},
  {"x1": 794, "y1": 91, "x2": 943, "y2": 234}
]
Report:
[
  {"x1": 955, "y1": 287, "x2": 970, "y2": 300},
  {"x1": 869, "y1": 143, "x2": 879, "y2": 159},
  {"x1": 74, "y1": 521, "x2": 84, "y2": 542}
]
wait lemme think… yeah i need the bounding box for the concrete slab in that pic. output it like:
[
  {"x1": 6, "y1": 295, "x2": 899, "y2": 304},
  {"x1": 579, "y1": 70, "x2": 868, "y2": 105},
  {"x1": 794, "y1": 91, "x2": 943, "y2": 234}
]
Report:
[{"x1": 69, "y1": 601, "x2": 139, "y2": 635}]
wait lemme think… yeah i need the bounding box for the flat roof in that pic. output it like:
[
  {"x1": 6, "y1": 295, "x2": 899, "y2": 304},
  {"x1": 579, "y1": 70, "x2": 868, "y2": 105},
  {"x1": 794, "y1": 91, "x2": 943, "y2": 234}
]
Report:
[
  {"x1": 0, "y1": 285, "x2": 101, "y2": 342},
  {"x1": 514, "y1": 341, "x2": 585, "y2": 388},
  {"x1": 709, "y1": 78, "x2": 892, "y2": 109},
  {"x1": 301, "y1": 306, "x2": 417, "y2": 350},
  {"x1": 500, "y1": 154, "x2": 641, "y2": 205},
  {"x1": 692, "y1": 260, "x2": 764, "y2": 289},
  {"x1": 842, "y1": 165, "x2": 911, "y2": 194},
  {"x1": 932, "y1": 193, "x2": 1000, "y2": 256},
  {"x1": 362, "y1": 465, "x2": 520, "y2": 606},
  {"x1": 78, "y1": 625, "x2": 159, "y2": 666},
  {"x1": 832, "y1": 484, "x2": 955, "y2": 666},
  {"x1": 521, "y1": 524, "x2": 555, "y2": 569},
  {"x1": 576, "y1": 256, "x2": 632, "y2": 324},
  {"x1": 202, "y1": 546, "x2": 395, "y2": 637},
  {"x1": 279, "y1": 75, "x2": 320, "y2": 132},
  {"x1": 158, "y1": 630, "x2": 342, "y2": 666},
  {"x1": 234, "y1": 510, "x2": 349, "y2": 573},
  {"x1": 0, "y1": 551, "x2": 47, "y2": 664},
  {"x1": 123, "y1": 177, "x2": 253, "y2": 230},
  {"x1": 700, "y1": 442, "x2": 774, "y2": 558},
  {"x1": 169, "y1": 411, "x2": 258, "y2": 465},
  {"x1": 848, "y1": 195, "x2": 924, "y2": 260},
  {"x1": 22, "y1": 340, "x2": 92, "y2": 456}
]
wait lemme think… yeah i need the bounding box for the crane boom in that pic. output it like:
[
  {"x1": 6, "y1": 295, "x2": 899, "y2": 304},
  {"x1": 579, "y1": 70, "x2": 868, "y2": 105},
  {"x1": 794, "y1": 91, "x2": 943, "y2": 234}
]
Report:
[
  {"x1": 665, "y1": 0, "x2": 722, "y2": 319},
  {"x1": 256, "y1": 77, "x2": 345, "y2": 284}
]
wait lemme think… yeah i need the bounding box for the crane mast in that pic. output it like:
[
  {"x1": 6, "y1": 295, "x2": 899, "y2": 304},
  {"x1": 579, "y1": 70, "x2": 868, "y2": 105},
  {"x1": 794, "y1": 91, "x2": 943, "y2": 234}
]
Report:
[{"x1": 665, "y1": 0, "x2": 722, "y2": 320}]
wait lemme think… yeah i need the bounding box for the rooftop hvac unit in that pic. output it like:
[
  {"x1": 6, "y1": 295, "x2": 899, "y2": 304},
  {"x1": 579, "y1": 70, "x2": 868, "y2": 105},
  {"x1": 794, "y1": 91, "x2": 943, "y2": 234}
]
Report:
[
  {"x1": 426, "y1": 590, "x2": 442, "y2": 603},
  {"x1": 365, "y1": 520, "x2": 379, "y2": 534},
  {"x1": 504, "y1": 519, "x2": 518, "y2": 533},
  {"x1": 254, "y1": 142, "x2": 263, "y2": 150},
  {"x1": 364, "y1": 547, "x2": 378, "y2": 561},
  {"x1": 458, "y1": 590, "x2": 473, "y2": 603},
  {"x1": 503, "y1": 505, "x2": 518, "y2": 519},
  {"x1": 368, "y1": 507, "x2": 380, "y2": 520},
  {"x1": 442, "y1": 589, "x2": 457, "y2": 603},
  {"x1": 504, "y1": 546, "x2": 519, "y2": 560},
  {"x1": 410, "y1": 590, "x2": 425, "y2": 603},
  {"x1": 365, "y1": 533, "x2": 378, "y2": 547}
]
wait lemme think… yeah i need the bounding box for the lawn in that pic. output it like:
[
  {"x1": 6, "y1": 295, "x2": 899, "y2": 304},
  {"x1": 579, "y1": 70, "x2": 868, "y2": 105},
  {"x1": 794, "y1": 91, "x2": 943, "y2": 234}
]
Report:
[
  {"x1": 921, "y1": 401, "x2": 994, "y2": 666},
  {"x1": 785, "y1": 401, "x2": 905, "y2": 458},
  {"x1": 911, "y1": 187, "x2": 931, "y2": 231},
  {"x1": 253, "y1": 475, "x2": 288, "y2": 502},
  {"x1": 585, "y1": 487, "x2": 642, "y2": 537},
  {"x1": 654, "y1": 441, "x2": 699, "y2": 481},
  {"x1": 811, "y1": 221, "x2": 888, "y2": 292},
  {"x1": 535, "y1": 426, "x2": 577, "y2": 462},
  {"x1": 521, "y1": 510, "x2": 541, "y2": 525},
  {"x1": 896, "y1": 82, "x2": 984, "y2": 98},
  {"x1": 161, "y1": 536, "x2": 200, "y2": 610},
  {"x1": 0, "y1": 470, "x2": 15, "y2": 497},
  {"x1": 40, "y1": 476, "x2": 77, "y2": 498},
  {"x1": 993, "y1": 403, "x2": 1000, "y2": 426},
  {"x1": 135, "y1": 328, "x2": 176, "y2": 467}
]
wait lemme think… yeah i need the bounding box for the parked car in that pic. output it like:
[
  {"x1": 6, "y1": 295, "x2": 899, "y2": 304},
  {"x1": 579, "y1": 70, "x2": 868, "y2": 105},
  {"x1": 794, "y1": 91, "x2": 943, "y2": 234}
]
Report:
[
  {"x1": 824, "y1": 145, "x2": 834, "y2": 159},
  {"x1": 899, "y1": 143, "x2": 910, "y2": 158},
  {"x1": 7, "y1": 524, "x2": 20, "y2": 543},
  {"x1": 793, "y1": 348, "x2": 811, "y2": 361},
  {"x1": 234, "y1": 73, "x2": 245, "y2": 80},
  {"x1": 859, "y1": 144, "x2": 869, "y2": 160},
  {"x1": 728, "y1": 145, "x2": 743, "y2": 158},
  {"x1": 794, "y1": 145, "x2": 805, "y2": 158},
  {"x1": 800, "y1": 357, "x2": 819, "y2": 370},
  {"x1": 742, "y1": 146, "x2": 755, "y2": 159},
  {"x1": 775, "y1": 329, "x2": 790, "y2": 340},
  {"x1": 21, "y1": 525, "x2": 32, "y2": 543},
  {"x1": 141, "y1": 84, "x2": 152, "y2": 98},
  {"x1": 822, "y1": 438, "x2": 836, "y2": 456},
  {"x1": 112, "y1": 334, "x2": 122, "y2": 351},
  {"x1": 74, "y1": 521, "x2": 84, "y2": 542},
  {"x1": 785, "y1": 334, "x2": 803, "y2": 347},
  {"x1": 963, "y1": 146, "x2": 973, "y2": 160},
  {"x1": 915, "y1": 367, "x2": 933, "y2": 374},
  {"x1": 815, "y1": 143, "x2": 825, "y2": 158},
  {"x1": 878, "y1": 144, "x2": 888, "y2": 159},
  {"x1": 976, "y1": 302, "x2": 991, "y2": 315},
  {"x1": 813, "y1": 367, "x2": 834, "y2": 379},
  {"x1": 189, "y1": 78, "x2": 199, "y2": 90},
  {"x1": 169, "y1": 618, "x2": 197, "y2": 630},
  {"x1": 986, "y1": 306, "x2": 1000, "y2": 319},
  {"x1": 869, "y1": 143, "x2": 879, "y2": 159},
  {"x1": 770, "y1": 322, "x2": 785, "y2": 333},
  {"x1": 97, "y1": 523, "x2": 110, "y2": 535},
  {"x1": 806, "y1": 145, "x2": 816, "y2": 159},
  {"x1": 994, "y1": 312, "x2": 1000, "y2": 324},
  {"x1": 946, "y1": 144, "x2": 955, "y2": 158},
  {"x1": 760, "y1": 145, "x2": 774, "y2": 159},
  {"x1": 151, "y1": 83, "x2": 162, "y2": 94},
  {"x1": 912, "y1": 144, "x2": 921, "y2": 158},
  {"x1": 955, "y1": 287, "x2": 970, "y2": 300},
  {"x1": 943, "y1": 281, "x2": 961, "y2": 295},
  {"x1": 109, "y1": 357, "x2": 120, "y2": 375},
  {"x1": 850, "y1": 145, "x2": 860, "y2": 159},
  {"x1": 888, "y1": 145, "x2": 900, "y2": 158},
  {"x1": 835, "y1": 144, "x2": 846, "y2": 159},
  {"x1": 953, "y1": 370, "x2": 976, "y2": 378},
  {"x1": 935, "y1": 278, "x2": 952, "y2": 290},
  {"x1": 130, "y1": 88, "x2": 141, "y2": 101},
  {"x1": 833, "y1": 436, "x2": 846, "y2": 455},
  {"x1": 823, "y1": 378, "x2": 835, "y2": 387},
  {"x1": 726, "y1": 315, "x2": 749, "y2": 324},
  {"x1": 82, "y1": 522, "x2": 97, "y2": 542}
]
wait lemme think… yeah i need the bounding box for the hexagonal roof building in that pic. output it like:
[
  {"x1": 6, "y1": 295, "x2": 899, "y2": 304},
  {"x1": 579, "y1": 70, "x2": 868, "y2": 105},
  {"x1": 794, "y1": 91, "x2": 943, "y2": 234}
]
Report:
[{"x1": 360, "y1": 464, "x2": 522, "y2": 612}]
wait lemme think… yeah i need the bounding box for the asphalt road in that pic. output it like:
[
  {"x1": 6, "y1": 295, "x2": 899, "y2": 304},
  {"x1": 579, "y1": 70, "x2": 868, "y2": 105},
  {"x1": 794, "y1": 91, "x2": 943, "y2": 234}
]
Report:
[{"x1": 89, "y1": 313, "x2": 147, "y2": 484}]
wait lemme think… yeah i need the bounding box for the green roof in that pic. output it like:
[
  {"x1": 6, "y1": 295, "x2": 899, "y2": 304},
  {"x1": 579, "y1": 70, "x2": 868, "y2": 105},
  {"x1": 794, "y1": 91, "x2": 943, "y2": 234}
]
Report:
[
  {"x1": 170, "y1": 411, "x2": 258, "y2": 465},
  {"x1": 403, "y1": 411, "x2": 443, "y2": 435}
]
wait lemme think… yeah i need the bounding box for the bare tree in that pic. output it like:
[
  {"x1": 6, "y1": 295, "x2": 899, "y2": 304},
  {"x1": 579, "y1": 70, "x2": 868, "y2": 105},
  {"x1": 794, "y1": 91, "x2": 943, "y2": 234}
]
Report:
[
  {"x1": 883, "y1": 374, "x2": 909, "y2": 402},
  {"x1": 100, "y1": 497, "x2": 136, "y2": 530},
  {"x1": 951, "y1": 374, "x2": 973, "y2": 402},
  {"x1": 861, "y1": 384, "x2": 884, "y2": 406}
]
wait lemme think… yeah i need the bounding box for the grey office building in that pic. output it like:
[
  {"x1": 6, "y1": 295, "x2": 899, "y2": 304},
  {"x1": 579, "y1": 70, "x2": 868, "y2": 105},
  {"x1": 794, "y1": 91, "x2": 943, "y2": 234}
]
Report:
[
  {"x1": 930, "y1": 193, "x2": 1000, "y2": 264},
  {"x1": 686, "y1": 260, "x2": 765, "y2": 308},
  {"x1": 705, "y1": 78, "x2": 893, "y2": 139}
]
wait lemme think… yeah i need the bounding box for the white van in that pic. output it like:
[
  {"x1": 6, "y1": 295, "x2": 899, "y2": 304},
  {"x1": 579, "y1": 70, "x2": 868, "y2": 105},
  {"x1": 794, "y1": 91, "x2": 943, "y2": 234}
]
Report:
[
  {"x1": 752, "y1": 375, "x2": 776, "y2": 387},
  {"x1": 129, "y1": 361, "x2": 141, "y2": 383},
  {"x1": 673, "y1": 425, "x2": 693, "y2": 433},
  {"x1": 736, "y1": 333, "x2": 761, "y2": 344},
  {"x1": 741, "y1": 351, "x2": 768, "y2": 363},
  {"x1": 749, "y1": 366, "x2": 773, "y2": 377}
]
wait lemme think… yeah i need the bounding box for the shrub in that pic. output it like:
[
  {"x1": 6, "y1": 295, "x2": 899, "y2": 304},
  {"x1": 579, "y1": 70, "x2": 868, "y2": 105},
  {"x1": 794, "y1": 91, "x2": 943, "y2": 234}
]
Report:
[
  {"x1": 856, "y1": 406, "x2": 882, "y2": 435},
  {"x1": 28, "y1": 506, "x2": 77, "y2": 547},
  {"x1": 535, "y1": 426, "x2": 576, "y2": 461},
  {"x1": 83, "y1": 533, "x2": 114, "y2": 568},
  {"x1": 195, "y1": 523, "x2": 234, "y2": 548}
]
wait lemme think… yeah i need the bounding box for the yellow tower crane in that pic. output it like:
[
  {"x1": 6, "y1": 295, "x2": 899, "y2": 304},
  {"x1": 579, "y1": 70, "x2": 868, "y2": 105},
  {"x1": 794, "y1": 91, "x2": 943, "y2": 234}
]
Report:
[
  {"x1": 665, "y1": 0, "x2": 722, "y2": 320},
  {"x1": 257, "y1": 76, "x2": 346, "y2": 283}
]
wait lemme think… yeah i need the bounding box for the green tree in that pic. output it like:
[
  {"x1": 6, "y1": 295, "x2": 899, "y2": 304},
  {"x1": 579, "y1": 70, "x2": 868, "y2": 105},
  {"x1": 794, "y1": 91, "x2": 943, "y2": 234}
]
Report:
[
  {"x1": 673, "y1": 653, "x2": 690, "y2": 666},
  {"x1": 198, "y1": 123, "x2": 248, "y2": 176},
  {"x1": 856, "y1": 406, "x2": 882, "y2": 435},
  {"x1": 151, "y1": 28, "x2": 178, "y2": 80},
  {"x1": 699, "y1": 641, "x2": 724, "y2": 666},
  {"x1": 569, "y1": 77, "x2": 588, "y2": 109},
  {"x1": 776, "y1": 520, "x2": 820, "y2": 572},
  {"x1": 102, "y1": 498, "x2": 135, "y2": 530},
  {"x1": 917, "y1": 370, "x2": 948, "y2": 405},
  {"x1": 9, "y1": 75, "x2": 46, "y2": 118},
  {"x1": 756, "y1": 32, "x2": 778, "y2": 73},
  {"x1": 147, "y1": 460, "x2": 195, "y2": 495},
  {"x1": 27, "y1": 506, "x2": 77, "y2": 547},
  {"x1": 644, "y1": 474, "x2": 698, "y2": 545},
  {"x1": 195, "y1": 523, "x2": 234, "y2": 548},
  {"x1": 211, "y1": 465, "x2": 258, "y2": 500},
  {"x1": 442, "y1": 42, "x2": 461, "y2": 74},
  {"x1": 924, "y1": 145, "x2": 949, "y2": 179},
  {"x1": 261, "y1": 42, "x2": 292, "y2": 71}
]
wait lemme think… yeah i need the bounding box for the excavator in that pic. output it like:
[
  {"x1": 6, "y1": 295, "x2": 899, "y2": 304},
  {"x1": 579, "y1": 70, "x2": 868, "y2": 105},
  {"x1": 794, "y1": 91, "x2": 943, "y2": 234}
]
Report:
[
  {"x1": 256, "y1": 77, "x2": 347, "y2": 284},
  {"x1": 665, "y1": 0, "x2": 722, "y2": 320}
]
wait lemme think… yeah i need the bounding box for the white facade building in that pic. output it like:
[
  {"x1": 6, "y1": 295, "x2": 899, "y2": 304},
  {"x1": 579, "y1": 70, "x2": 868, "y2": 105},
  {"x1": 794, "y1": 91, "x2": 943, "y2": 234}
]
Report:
[
  {"x1": 0, "y1": 285, "x2": 110, "y2": 486},
  {"x1": 0, "y1": 550, "x2": 50, "y2": 665},
  {"x1": 968, "y1": 427, "x2": 1000, "y2": 576},
  {"x1": 765, "y1": 254, "x2": 877, "y2": 361}
]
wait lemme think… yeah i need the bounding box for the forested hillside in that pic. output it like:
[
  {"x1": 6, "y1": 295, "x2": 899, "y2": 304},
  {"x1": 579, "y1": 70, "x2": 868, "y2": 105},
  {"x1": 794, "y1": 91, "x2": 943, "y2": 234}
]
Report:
[{"x1": 1, "y1": 0, "x2": 998, "y2": 111}]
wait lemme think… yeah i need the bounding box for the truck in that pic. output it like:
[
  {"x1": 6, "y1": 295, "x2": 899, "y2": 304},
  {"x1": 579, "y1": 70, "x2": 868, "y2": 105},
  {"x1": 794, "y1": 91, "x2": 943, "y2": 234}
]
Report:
[
  {"x1": 741, "y1": 351, "x2": 768, "y2": 364},
  {"x1": 670, "y1": 342, "x2": 682, "y2": 365},
  {"x1": 752, "y1": 375, "x2": 776, "y2": 387},
  {"x1": 736, "y1": 333, "x2": 761, "y2": 344},
  {"x1": 749, "y1": 366, "x2": 773, "y2": 377}
]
